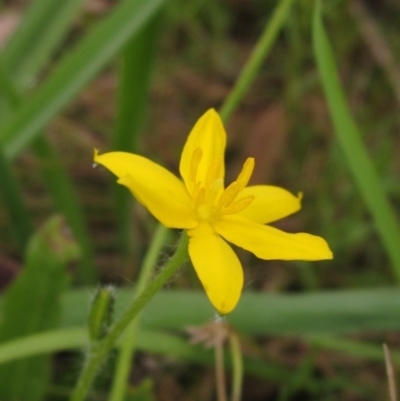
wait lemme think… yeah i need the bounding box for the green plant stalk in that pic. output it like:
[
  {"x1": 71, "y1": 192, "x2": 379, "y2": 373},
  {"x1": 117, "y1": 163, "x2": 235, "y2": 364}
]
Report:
[
  {"x1": 229, "y1": 332, "x2": 243, "y2": 401},
  {"x1": 109, "y1": 225, "x2": 169, "y2": 401},
  {"x1": 219, "y1": 0, "x2": 295, "y2": 122},
  {"x1": 112, "y1": 13, "x2": 162, "y2": 266},
  {"x1": 215, "y1": 337, "x2": 227, "y2": 401},
  {"x1": 69, "y1": 232, "x2": 189, "y2": 401},
  {"x1": 313, "y1": 1, "x2": 400, "y2": 279},
  {"x1": 0, "y1": 61, "x2": 96, "y2": 282}
]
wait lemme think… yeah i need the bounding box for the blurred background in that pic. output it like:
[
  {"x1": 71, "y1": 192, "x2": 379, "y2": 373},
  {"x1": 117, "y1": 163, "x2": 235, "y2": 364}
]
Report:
[{"x1": 0, "y1": 0, "x2": 400, "y2": 400}]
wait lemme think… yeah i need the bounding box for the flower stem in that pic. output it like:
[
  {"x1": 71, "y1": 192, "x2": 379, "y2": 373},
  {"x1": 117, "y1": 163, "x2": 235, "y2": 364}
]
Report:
[
  {"x1": 109, "y1": 225, "x2": 170, "y2": 401},
  {"x1": 215, "y1": 337, "x2": 227, "y2": 401},
  {"x1": 69, "y1": 231, "x2": 189, "y2": 401},
  {"x1": 229, "y1": 331, "x2": 243, "y2": 401}
]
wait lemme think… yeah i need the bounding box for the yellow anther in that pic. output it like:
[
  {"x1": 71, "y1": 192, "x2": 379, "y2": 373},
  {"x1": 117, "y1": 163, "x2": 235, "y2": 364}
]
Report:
[
  {"x1": 195, "y1": 187, "x2": 206, "y2": 207},
  {"x1": 222, "y1": 195, "x2": 255, "y2": 215},
  {"x1": 236, "y1": 157, "x2": 255, "y2": 190},
  {"x1": 217, "y1": 182, "x2": 240, "y2": 210},
  {"x1": 205, "y1": 157, "x2": 223, "y2": 189}
]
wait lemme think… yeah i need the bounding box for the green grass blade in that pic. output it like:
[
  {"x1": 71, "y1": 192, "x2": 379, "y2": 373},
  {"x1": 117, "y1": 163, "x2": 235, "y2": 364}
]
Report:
[
  {"x1": 219, "y1": 0, "x2": 295, "y2": 122},
  {"x1": 0, "y1": 328, "x2": 87, "y2": 365},
  {"x1": 34, "y1": 287, "x2": 400, "y2": 335},
  {"x1": 308, "y1": 335, "x2": 393, "y2": 364},
  {"x1": 0, "y1": 0, "x2": 167, "y2": 159},
  {"x1": 0, "y1": 63, "x2": 33, "y2": 250},
  {"x1": 0, "y1": 147, "x2": 32, "y2": 251},
  {"x1": 31, "y1": 139, "x2": 97, "y2": 283},
  {"x1": 312, "y1": 1, "x2": 400, "y2": 279},
  {"x1": 0, "y1": 327, "x2": 292, "y2": 383},
  {"x1": 0, "y1": 216, "x2": 78, "y2": 401},
  {"x1": 2, "y1": 0, "x2": 85, "y2": 89},
  {"x1": 112, "y1": 12, "x2": 162, "y2": 262},
  {"x1": 0, "y1": 61, "x2": 96, "y2": 282}
]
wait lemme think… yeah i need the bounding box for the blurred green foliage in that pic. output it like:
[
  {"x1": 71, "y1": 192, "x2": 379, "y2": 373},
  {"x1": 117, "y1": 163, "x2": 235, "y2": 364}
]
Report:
[{"x1": 0, "y1": 0, "x2": 399, "y2": 400}]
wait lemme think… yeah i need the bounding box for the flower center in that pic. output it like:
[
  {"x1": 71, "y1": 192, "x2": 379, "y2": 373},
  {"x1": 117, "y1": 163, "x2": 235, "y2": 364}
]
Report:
[{"x1": 188, "y1": 148, "x2": 255, "y2": 222}]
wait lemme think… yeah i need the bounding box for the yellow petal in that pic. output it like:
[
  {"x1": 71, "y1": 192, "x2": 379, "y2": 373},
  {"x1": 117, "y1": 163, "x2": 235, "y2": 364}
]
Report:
[
  {"x1": 214, "y1": 215, "x2": 333, "y2": 261},
  {"x1": 236, "y1": 185, "x2": 302, "y2": 224},
  {"x1": 95, "y1": 151, "x2": 197, "y2": 229},
  {"x1": 187, "y1": 223, "x2": 243, "y2": 314},
  {"x1": 180, "y1": 109, "x2": 226, "y2": 189}
]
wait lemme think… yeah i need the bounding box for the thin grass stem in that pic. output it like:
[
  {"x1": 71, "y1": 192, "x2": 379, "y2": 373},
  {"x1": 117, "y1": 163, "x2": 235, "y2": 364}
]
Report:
[
  {"x1": 229, "y1": 331, "x2": 243, "y2": 401},
  {"x1": 219, "y1": 0, "x2": 295, "y2": 122},
  {"x1": 215, "y1": 336, "x2": 227, "y2": 401}
]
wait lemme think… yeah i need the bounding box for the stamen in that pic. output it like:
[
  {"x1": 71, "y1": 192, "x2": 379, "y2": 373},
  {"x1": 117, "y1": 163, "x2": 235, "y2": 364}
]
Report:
[
  {"x1": 192, "y1": 182, "x2": 202, "y2": 199},
  {"x1": 190, "y1": 147, "x2": 203, "y2": 184},
  {"x1": 236, "y1": 158, "x2": 255, "y2": 190},
  {"x1": 195, "y1": 187, "x2": 206, "y2": 207},
  {"x1": 222, "y1": 195, "x2": 255, "y2": 215},
  {"x1": 205, "y1": 157, "x2": 223, "y2": 189},
  {"x1": 217, "y1": 182, "x2": 240, "y2": 210}
]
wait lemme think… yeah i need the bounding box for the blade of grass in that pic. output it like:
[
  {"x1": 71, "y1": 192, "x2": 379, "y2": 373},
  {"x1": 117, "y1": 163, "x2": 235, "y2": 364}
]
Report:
[
  {"x1": 0, "y1": 216, "x2": 78, "y2": 401},
  {"x1": 0, "y1": 0, "x2": 167, "y2": 159},
  {"x1": 219, "y1": 0, "x2": 295, "y2": 122},
  {"x1": 309, "y1": 335, "x2": 394, "y2": 364},
  {"x1": 2, "y1": 324, "x2": 400, "y2": 386},
  {"x1": 112, "y1": 12, "x2": 163, "y2": 267},
  {"x1": 17, "y1": 287, "x2": 399, "y2": 335},
  {"x1": 0, "y1": 61, "x2": 96, "y2": 283},
  {"x1": 31, "y1": 139, "x2": 96, "y2": 282},
  {"x1": 313, "y1": 1, "x2": 400, "y2": 278},
  {"x1": 0, "y1": 148, "x2": 32, "y2": 251},
  {"x1": 0, "y1": 327, "x2": 292, "y2": 384},
  {"x1": 1, "y1": 0, "x2": 85, "y2": 89},
  {"x1": 0, "y1": 63, "x2": 32, "y2": 251}
]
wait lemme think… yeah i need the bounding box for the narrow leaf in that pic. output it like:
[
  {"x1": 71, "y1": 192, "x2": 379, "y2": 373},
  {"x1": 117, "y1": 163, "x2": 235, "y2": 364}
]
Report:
[
  {"x1": 113, "y1": 12, "x2": 162, "y2": 261},
  {"x1": 0, "y1": 0, "x2": 166, "y2": 159},
  {"x1": 2, "y1": 0, "x2": 85, "y2": 89},
  {"x1": 0, "y1": 216, "x2": 79, "y2": 401},
  {"x1": 312, "y1": 1, "x2": 400, "y2": 278}
]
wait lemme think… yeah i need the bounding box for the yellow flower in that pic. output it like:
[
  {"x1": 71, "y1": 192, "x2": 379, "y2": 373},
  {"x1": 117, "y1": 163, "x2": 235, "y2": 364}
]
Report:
[{"x1": 95, "y1": 109, "x2": 333, "y2": 314}]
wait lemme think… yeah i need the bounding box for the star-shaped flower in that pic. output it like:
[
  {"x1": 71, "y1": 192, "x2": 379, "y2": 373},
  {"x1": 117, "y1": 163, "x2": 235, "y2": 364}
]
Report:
[{"x1": 95, "y1": 109, "x2": 333, "y2": 314}]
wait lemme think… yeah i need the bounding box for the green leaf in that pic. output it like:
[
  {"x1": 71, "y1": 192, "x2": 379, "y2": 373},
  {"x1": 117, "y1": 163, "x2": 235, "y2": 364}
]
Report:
[
  {"x1": 125, "y1": 379, "x2": 156, "y2": 401},
  {"x1": 0, "y1": 327, "x2": 292, "y2": 383},
  {"x1": 312, "y1": 0, "x2": 400, "y2": 279},
  {"x1": 55, "y1": 287, "x2": 400, "y2": 335},
  {"x1": 0, "y1": 0, "x2": 96, "y2": 282},
  {"x1": 0, "y1": 0, "x2": 167, "y2": 159},
  {"x1": 2, "y1": 0, "x2": 85, "y2": 89},
  {"x1": 0, "y1": 60, "x2": 97, "y2": 283},
  {"x1": 113, "y1": 12, "x2": 162, "y2": 261},
  {"x1": 0, "y1": 145, "x2": 32, "y2": 251},
  {"x1": 0, "y1": 215, "x2": 79, "y2": 401},
  {"x1": 88, "y1": 286, "x2": 115, "y2": 342}
]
